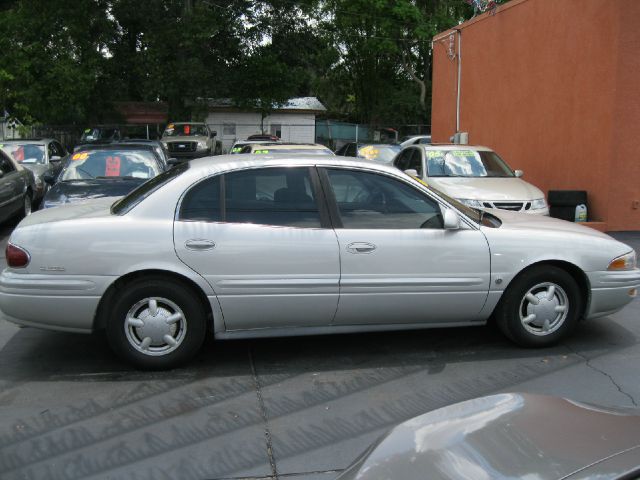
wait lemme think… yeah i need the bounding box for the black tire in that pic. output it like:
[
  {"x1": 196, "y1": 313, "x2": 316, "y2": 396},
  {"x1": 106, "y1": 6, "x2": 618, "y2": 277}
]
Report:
[
  {"x1": 105, "y1": 276, "x2": 207, "y2": 369},
  {"x1": 494, "y1": 265, "x2": 582, "y2": 347}
]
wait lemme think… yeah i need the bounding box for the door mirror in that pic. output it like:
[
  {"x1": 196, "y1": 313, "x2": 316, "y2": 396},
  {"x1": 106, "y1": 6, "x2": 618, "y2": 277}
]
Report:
[
  {"x1": 210, "y1": 131, "x2": 217, "y2": 138},
  {"x1": 443, "y1": 209, "x2": 461, "y2": 230},
  {"x1": 43, "y1": 172, "x2": 56, "y2": 185},
  {"x1": 167, "y1": 158, "x2": 181, "y2": 166},
  {"x1": 50, "y1": 155, "x2": 62, "y2": 162},
  {"x1": 404, "y1": 169, "x2": 419, "y2": 178},
  {"x1": 514, "y1": 169, "x2": 523, "y2": 178}
]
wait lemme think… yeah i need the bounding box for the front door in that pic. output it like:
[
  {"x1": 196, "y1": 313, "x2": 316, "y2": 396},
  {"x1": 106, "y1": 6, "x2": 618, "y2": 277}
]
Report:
[
  {"x1": 174, "y1": 166, "x2": 340, "y2": 330},
  {"x1": 321, "y1": 167, "x2": 491, "y2": 326}
]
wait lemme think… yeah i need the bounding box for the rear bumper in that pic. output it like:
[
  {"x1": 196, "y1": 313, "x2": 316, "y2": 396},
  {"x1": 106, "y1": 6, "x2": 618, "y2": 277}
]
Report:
[
  {"x1": 585, "y1": 269, "x2": 640, "y2": 319},
  {"x1": 0, "y1": 270, "x2": 115, "y2": 333}
]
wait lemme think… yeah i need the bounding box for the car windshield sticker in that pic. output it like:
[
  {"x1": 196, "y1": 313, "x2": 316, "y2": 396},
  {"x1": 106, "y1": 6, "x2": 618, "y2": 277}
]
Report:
[
  {"x1": 72, "y1": 152, "x2": 88, "y2": 161},
  {"x1": 167, "y1": 124, "x2": 174, "y2": 129},
  {"x1": 359, "y1": 145, "x2": 379, "y2": 160},
  {"x1": 254, "y1": 149, "x2": 269, "y2": 154},
  {"x1": 452, "y1": 150, "x2": 475, "y2": 157},
  {"x1": 105, "y1": 156, "x2": 121, "y2": 176},
  {"x1": 184, "y1": 125, "x2": 190, "y2": 135},
  {"x1": 13, "y1": 146, "x2": 24, "y2": 162},
  {"x1": 426, "y1": 151, "x2": 445, "y2": 158},
  {"x1": 231, "y1": 147, "x2": 242, "y2": 152},
  {"x1": 84, "y1": 128, "x2": 91, "y2": 133}
]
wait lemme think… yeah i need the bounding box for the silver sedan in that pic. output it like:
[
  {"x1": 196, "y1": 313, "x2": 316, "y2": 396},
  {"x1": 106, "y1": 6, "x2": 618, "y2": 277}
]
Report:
[{"x1": 0, "y1": 155, "x2": 638, "y2": 369}]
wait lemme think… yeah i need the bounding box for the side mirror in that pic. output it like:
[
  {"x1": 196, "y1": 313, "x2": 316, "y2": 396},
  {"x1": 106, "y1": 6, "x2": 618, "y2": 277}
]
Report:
[
  {"x1": 167, "y1": 158, "x2": 181, "y2": 166},
  {"x1": 443, "y1": 209, "x2": 461, "y2": 230},
  {"x1": 210, "y1": 131, "x2": 217, "y2": 138},
  {"x1": 43, "y1": 172, "x2": 56, "y2": 185},
  {"x1": 404, "y1": 169, "x2": 419, "y2": 177},
  {"x1": 514, "y1": 169, "x2": 523, "y2": 178},
  {"x1": 50, "y1": 155, "x2": 62, "y2": 162}
]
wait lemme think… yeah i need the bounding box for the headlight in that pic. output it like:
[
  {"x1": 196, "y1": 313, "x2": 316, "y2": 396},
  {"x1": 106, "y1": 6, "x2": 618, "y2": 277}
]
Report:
[
  {"x1": 34, "y1": 177, "x2": 43, "y2": 187},
  {"x1": 608, "y1": 251, "x2": 637, "y2": 271},
  {"x1": 197, "y1": 140, "x2": 207, "y2": 149},
  {"x1": 459, "y1": 199, "x2": 484, "y2": 208},
  {"x1": 531, "y1": 198, "x2": 547, "y2": 210},
  {"x1": 161, "y1": 141, "x2": 168, "y2": 148}
]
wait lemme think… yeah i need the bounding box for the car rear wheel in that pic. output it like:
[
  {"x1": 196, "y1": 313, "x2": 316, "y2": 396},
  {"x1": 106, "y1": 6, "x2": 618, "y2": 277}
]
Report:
[
  {"x1": 105, "y1": 277, "x2": 207, "y2": 369},
  {"x1": 495, "y1": 265, "x2": 581, "y2": 347}
]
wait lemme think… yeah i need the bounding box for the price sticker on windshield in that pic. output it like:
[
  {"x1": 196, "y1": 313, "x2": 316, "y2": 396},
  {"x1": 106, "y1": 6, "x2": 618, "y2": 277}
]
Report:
[
  {"x1": 359, "y1": 146, "x2": 379, "y2": 160},
  {"x1": 105, "y1": 156, "x2": 121, "y2": 176},
  {"x1": 452, "y1": 150, "x2": 475, "y2": 157},
  {"x1": 426, "y1": 151, "x2": 444, "y2": 158},
  {"x1": 72, "y1": 152, "x2": 88, "y2": 161}
]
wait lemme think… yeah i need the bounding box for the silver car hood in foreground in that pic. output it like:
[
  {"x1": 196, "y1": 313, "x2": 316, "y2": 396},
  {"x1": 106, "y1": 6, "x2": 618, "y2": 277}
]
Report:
[{"x1": 337, "y1": 393, "x2": 640, "y2": 480}]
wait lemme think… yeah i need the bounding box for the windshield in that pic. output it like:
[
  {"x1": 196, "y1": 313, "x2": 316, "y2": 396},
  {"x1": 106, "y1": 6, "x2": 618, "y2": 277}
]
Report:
[
  {"x1": 357, "y1": 145, "x2": 401, "y2": 163},
  {"x1": 0, "y1": 143, "x2": 45, "y2": 164},
  {"x1": 61, "y1": 149, "x2": 161, "y2": 181},
  {"x1": 426, "y1": 150, "x2": 514, "y2": 177},
  {"x1": 80, "y1": 128, "x2": 118, "y2": 142},
  {"x1": 162, "y1": 123, "x2": 208, "y2": 137},
  {"x1": 112, "y1": 162, "x2": 189, "y2": 214},
  {"x1": 252, "y1": 147, "x2": 333, "y2": 155}
]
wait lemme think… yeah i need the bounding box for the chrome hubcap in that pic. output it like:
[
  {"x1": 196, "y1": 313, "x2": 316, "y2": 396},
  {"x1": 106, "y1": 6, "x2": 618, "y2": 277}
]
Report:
[
  {"x1": 519, "y1": 282, "x2": 569, "y2": 336},
  {"x1": 124, "y1": 297, "x2": 187, "y2": 356}
]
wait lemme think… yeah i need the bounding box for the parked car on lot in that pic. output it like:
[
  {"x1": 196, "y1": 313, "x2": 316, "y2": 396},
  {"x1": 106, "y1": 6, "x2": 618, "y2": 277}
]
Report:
[
  {"x1": 119, "y1": 138, "x2": 173, "y2": 168},
  {"x1": 0, "y1": 155, "x2": 638, "y2": 369},
  {"x1": 335, "y1": 142, "x2": 401, "y2": 164},
  {"x1": 80, "y1": 126, "x2": 122, "y2": 143},
  {"x1": 394, "y1": 144, "x2": 549, "y2": 215},
  {"x1": 161, "y1": 122, "x2": 219, "y2": 159},
  {"x1": 229, "y1": 139, "x2": 281, "y2": 154},
  {"x1": 400, "y1": 134, "x2": 431, "y2": 147},
  {"x1": 41, "y1": 144, "x2": 167, "y2": 208},
  {"x1": 0, "y1": 149, "x2": 37, "y2": 222},
  {"x1": 337, "y1": 393, "x2": 640, "y2": 480},
  {"x1": 246, "y1": 134, "x2": 280, "y2": 142},
  {"x1": 0, "y1": 138, "x2": 66, "y2": 201},
  {"x1": 238, "y1": 143, "x2": 334, "y2": 155}
]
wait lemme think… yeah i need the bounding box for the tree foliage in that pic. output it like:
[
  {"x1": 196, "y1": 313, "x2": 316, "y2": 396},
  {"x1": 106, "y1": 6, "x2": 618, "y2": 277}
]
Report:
[{"x1": 0, "y1": 0, "x2": 486, "y2": 126}]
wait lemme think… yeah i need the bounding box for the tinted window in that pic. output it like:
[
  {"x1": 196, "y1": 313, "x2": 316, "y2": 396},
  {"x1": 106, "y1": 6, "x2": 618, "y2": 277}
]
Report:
[
  {"x1": 225, "y1": 167, "x2": 321, "y2": 228},
  {"x1": 345, "y1": 143, "x2": 357, "y2": 157},
  {"x1": 407, "y1": 149, "x2": 423, "y2": 176},
  {"x1": 326, "y1": 169, "x2": 443, "y2": 229},
  {"x1": 394, "y1": 149, "x2": 410, "y2": 171},
  {"x1": 180, "y1": 176, "x2": 221, "y2": 222},
  {"x1": 0, "y1": 153, "x2": 15, "y2": 174}
]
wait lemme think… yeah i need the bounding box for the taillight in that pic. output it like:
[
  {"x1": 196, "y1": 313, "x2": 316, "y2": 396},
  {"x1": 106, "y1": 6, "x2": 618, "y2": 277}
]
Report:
[{"x1": 6, "y1": 243, "x2": 30, "y2": 268}]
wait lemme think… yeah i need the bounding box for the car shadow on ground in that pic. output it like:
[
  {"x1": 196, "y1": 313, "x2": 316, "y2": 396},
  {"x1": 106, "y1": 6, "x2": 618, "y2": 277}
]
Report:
[{"x1": 0, "y1": 316, "x2": 635, "y2": 384}]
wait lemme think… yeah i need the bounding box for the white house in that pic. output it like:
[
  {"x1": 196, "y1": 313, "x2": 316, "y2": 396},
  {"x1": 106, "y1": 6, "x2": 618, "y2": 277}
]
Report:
[{"x1": 200, "y1": 97, "x2": 327, "y2": 152}]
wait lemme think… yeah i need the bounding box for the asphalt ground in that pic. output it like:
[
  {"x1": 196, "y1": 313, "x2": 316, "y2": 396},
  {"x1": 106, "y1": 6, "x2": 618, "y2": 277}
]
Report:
[{"x1": 0, "y1": 221, "x2": 638, "y2": 480}]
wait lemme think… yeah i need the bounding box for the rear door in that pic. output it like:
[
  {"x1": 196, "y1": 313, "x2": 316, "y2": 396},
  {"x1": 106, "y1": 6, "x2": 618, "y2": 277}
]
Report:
[
  {"x1": 0, "y1": 152, "x2": 24, "y2": 219},
  {"x1": 320, "y1": 167, "x2": 491, "y2": 326},
  {"x1": 173, "y1": 166, "x2": 340, "y2": 331}
]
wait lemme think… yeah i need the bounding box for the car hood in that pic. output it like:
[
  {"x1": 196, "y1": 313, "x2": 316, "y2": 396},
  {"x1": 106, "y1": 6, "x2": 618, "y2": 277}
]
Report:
[
  {"x1": 428, "y1": 177, "x2": 544, "y2": 201},
  {"x1": 19, "y1": 197, "x2": 116, "y2": 226},
  {"x1": 337, "y1": 393, "x2": 640, "y2": 480},
  {"x1": 488, "y1": 209, "x2": 614, "y2": 240},
  {"x1": 163, "y1": 135, "x2": 208, "y2": 143},
  {"x1": 43, "y1": 178, "x2": 144, "y2": 208}
]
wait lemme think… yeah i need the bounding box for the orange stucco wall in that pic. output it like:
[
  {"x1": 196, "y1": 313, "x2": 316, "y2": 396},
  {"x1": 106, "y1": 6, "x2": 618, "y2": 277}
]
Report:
[{"x1": 431, "y1": 0, "x2": 640, "y2": 230}]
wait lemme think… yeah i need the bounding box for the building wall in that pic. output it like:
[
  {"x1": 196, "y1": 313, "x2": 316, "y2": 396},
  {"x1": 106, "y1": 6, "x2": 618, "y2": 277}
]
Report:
[
  {"x1": 432, "y1": 0, "x2": 639, "y2": 230},
  {"x1": 205, "y1": 111, "x2": 317, "y2": 152}
]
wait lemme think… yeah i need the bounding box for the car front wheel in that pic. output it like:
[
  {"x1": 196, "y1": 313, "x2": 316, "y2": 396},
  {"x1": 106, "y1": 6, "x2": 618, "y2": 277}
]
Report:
[
  {"x1": 105, "y1": 277, "x2": 207, "y2": 369},
  {"x1": 495, "y1": 265, "x2": 582, "y2": 347}
]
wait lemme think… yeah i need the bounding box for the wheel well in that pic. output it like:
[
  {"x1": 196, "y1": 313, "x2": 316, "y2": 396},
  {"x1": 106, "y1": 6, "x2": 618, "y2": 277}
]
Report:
[
  {"x1": 93, "y1": 269, "x2": 213, "y2": 330},
  {"x1": 500, "y1": 260, "x2": 590, "y2": 319}
]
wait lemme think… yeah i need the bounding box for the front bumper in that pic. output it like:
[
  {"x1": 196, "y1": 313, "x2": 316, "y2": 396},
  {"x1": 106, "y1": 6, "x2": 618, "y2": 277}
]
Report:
[
  {"x1": 0, "y1": 270, "x2": 116, "y2": 333},
  {"x1": 168, "y1": 148, "x2": 210, "y2": 159},
  {"x1": 585, "y1": 269, "x2": 640, "y2": 319}
]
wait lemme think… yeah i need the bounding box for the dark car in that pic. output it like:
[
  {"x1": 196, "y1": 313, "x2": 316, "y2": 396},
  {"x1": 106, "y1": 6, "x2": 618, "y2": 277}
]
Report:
[
  {"x1": 0, "y1": 149, "x2": 37, "y2": 221},
  {"x1": 79, "y1": 126, "x2": 122, "y2": 144},
  {"x1": 246, "y1": 134, "x2": 280, "y2": 142},
  {"x1": 0, "y1": 138, "x2": 67, "y2": 201},
  {"x1": 42, "y1": 144, "x2": 167, "y2": 209},
  {"x1": 335, "y1": 142, "x2": 401, "y2": 164}
]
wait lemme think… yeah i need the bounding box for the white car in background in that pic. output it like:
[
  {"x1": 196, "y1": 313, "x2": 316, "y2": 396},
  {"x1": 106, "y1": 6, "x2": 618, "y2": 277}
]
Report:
[{"x1": 394, "y1": 144, "x2": 549, "y2": 215}]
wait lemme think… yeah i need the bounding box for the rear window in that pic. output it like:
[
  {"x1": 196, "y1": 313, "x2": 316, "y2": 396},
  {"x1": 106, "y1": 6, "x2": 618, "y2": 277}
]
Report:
[{"x1": 111, "y1": 162, "x2": 189, "y2": 215}]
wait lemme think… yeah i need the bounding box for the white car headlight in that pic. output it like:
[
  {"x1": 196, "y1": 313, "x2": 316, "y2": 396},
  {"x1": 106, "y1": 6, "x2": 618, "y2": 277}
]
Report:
[
  {"x1": 608, "y1": 251, "x2": 637, "y2": 271},
  {"x1": 531, "y1": 198, "x2": 547, "y2": 210},
  {"x1": 459, "y1": 199, "x2": 484, "y2": 209},
  {"x1": 197, "y1": 140, "x2": 207, "y2": 149}
]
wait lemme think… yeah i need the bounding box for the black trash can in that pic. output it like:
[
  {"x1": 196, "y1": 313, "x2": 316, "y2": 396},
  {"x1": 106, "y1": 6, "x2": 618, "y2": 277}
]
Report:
[{"x1": 548, "y1": 190, "x2": 588, "y2": 222}]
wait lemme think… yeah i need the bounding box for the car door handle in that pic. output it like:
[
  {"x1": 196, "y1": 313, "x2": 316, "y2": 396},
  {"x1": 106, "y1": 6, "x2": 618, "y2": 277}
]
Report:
[
  {"x1": 185, "y1": 239, "x2": 216, "y2": 251},
  {"x1": 346, "y1": 242, "x2": 376, "y2": 254}
]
